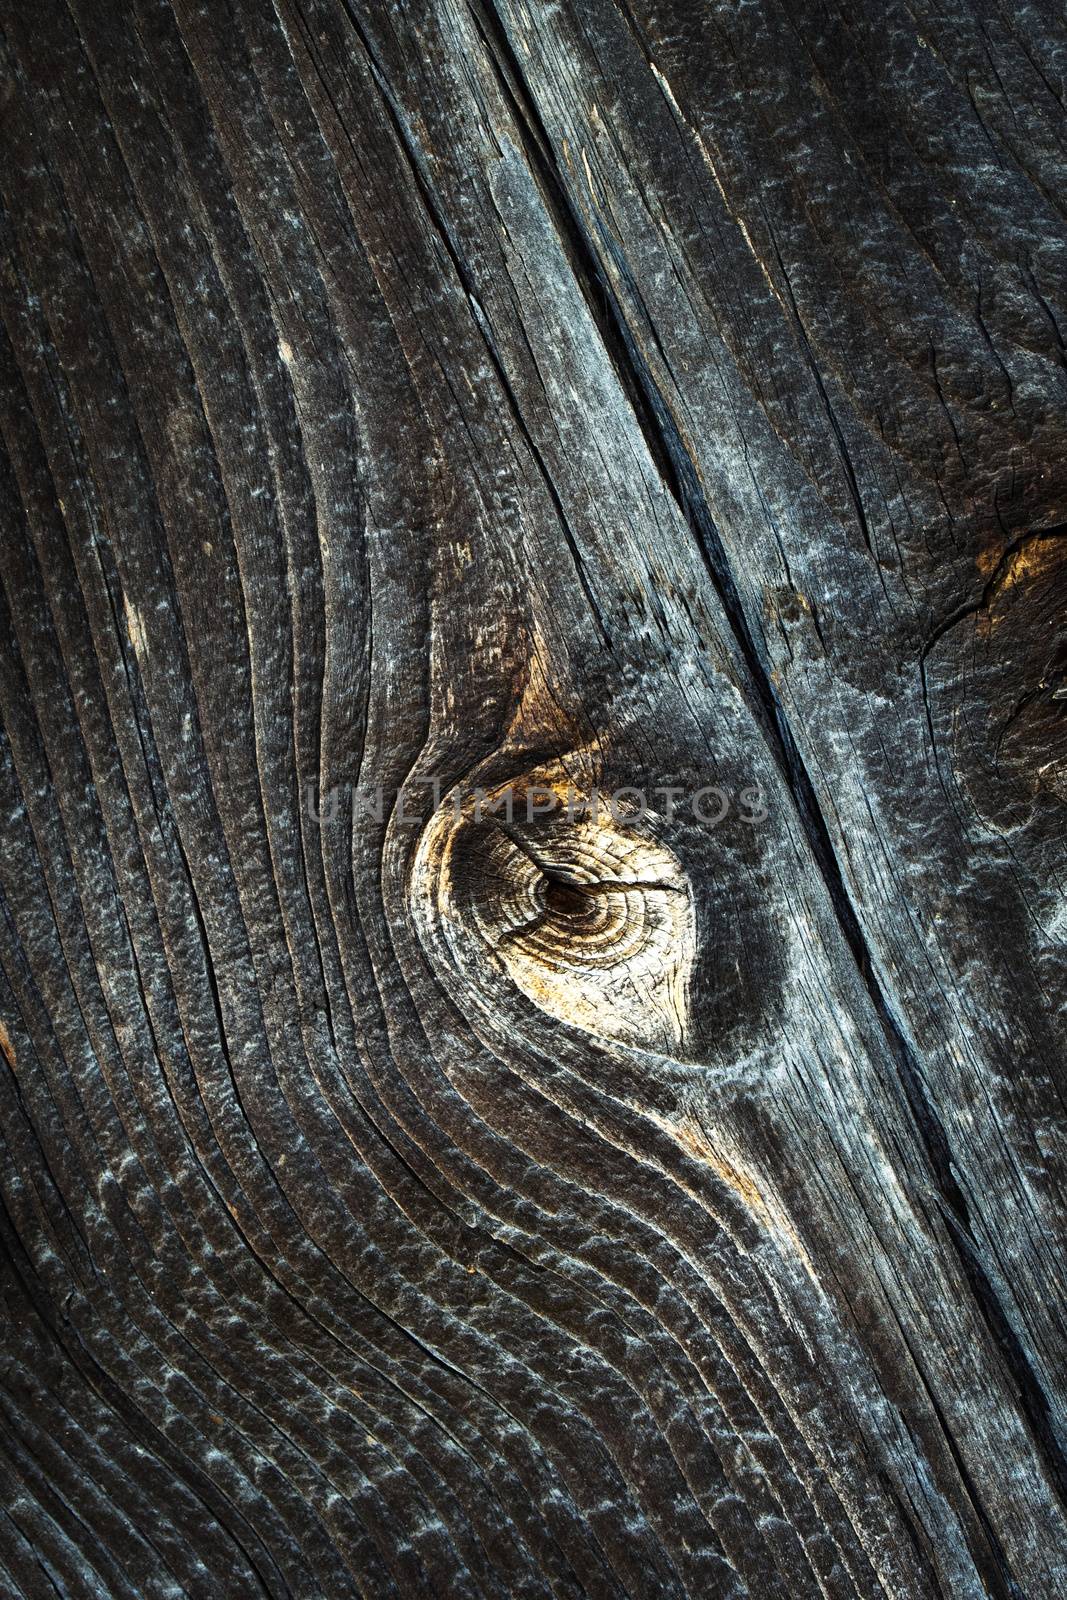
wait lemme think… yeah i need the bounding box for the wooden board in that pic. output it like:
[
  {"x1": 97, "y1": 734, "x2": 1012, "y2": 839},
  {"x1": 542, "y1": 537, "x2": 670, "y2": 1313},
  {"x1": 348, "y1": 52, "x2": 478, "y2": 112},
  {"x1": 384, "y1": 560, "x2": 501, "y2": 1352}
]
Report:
[{"x1": 0, "y1": 1, "x2": 1064, "y2": 1594}]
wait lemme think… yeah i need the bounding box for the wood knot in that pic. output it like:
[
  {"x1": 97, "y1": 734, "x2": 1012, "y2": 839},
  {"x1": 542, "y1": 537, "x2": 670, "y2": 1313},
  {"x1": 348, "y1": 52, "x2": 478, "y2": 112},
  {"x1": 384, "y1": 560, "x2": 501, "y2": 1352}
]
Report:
[
  {"x1": 928, "y1": 527, "x2": 1067, "y2": 827},
  {"x1": 411, "y1": 768, "x2": 695, "y2": 1052}
]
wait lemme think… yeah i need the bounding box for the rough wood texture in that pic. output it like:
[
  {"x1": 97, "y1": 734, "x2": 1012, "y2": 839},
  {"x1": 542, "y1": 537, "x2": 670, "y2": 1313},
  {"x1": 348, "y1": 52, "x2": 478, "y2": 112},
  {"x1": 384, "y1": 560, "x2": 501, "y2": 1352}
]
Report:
[{"x1": 1, "y1": 1, "x2": 1065, "y2": 1595}]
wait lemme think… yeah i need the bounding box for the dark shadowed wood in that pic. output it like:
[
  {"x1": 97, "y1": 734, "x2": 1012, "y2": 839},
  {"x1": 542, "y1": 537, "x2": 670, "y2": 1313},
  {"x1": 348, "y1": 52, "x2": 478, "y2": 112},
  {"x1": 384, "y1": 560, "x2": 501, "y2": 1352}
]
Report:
[{"x1": 0, "y1": 1, "x2": 1064, "y2": 1595}]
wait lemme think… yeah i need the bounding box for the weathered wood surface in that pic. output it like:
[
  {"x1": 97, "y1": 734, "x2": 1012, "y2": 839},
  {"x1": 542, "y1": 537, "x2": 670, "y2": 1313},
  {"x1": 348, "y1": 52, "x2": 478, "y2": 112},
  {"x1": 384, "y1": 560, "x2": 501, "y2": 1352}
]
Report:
[{"x1": 1, "y1": 1, "x2": 1065, "y2": 1595}]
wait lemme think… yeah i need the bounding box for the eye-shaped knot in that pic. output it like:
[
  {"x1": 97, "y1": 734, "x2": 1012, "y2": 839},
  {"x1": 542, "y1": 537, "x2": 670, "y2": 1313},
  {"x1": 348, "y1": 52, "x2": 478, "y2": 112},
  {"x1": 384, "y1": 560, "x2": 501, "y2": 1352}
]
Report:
[{"x1": 412, "y1": 773, "x2": 695, "y2": 1053}]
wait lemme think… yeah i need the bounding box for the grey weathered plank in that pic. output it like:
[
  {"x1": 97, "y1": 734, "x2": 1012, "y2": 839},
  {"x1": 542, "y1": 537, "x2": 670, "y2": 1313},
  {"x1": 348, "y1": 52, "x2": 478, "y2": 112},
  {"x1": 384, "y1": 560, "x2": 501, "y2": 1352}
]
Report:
[{"x1": 0, "y1": 1, "x2": 1064, "y2": 1596}]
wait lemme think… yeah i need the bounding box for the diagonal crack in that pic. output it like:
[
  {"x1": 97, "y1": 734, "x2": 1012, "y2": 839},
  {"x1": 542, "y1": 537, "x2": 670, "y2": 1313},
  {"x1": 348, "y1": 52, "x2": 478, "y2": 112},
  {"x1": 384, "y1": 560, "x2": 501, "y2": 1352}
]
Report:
[{"x1": 469, "y1": 0, "x2": 1067, "y2": 1537}]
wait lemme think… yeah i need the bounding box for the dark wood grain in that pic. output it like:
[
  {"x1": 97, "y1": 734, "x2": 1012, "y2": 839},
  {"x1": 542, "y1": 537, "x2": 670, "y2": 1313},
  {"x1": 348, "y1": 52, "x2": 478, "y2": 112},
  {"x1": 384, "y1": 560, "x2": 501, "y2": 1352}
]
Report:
[{"x1": 0, "y1": 1, "x2": 1064, "y2": 1595}]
